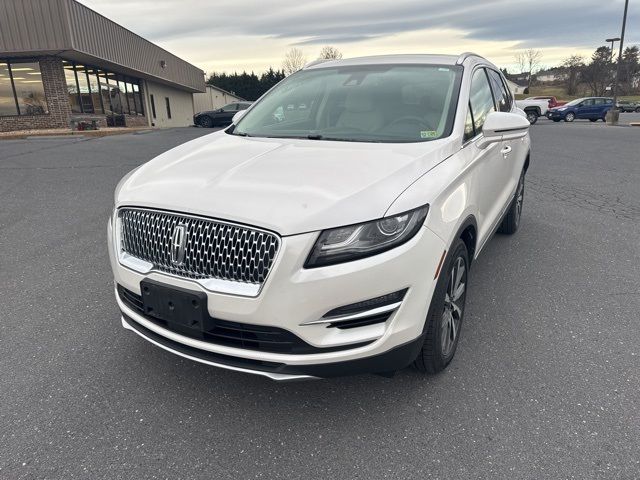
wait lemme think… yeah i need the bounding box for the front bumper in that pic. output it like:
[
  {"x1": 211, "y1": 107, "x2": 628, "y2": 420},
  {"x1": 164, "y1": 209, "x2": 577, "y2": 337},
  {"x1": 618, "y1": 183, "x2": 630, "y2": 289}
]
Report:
[
  {"x1": 547, "y1": 110, "x2": 566, "y2": 119},
  {"x1": 108, "y1": 214, "x2": 446, "y2": 379},
  {"x1": 121, "y1": 313, "x2": 425, "y2": 380}
]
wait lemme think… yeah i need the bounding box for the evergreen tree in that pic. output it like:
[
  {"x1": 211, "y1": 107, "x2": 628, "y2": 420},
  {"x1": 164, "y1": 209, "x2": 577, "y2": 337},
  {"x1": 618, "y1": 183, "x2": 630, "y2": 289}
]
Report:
[{"x1": 206, "y1": 68, "x2": 286, "y2": 101}]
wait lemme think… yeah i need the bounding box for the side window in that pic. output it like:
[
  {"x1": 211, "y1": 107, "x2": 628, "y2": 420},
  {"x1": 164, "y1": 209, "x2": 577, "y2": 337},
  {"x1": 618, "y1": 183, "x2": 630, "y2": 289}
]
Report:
[
  {"x1": 222, "y1": 103, "x2": 237, "y2": 112},
  {"x1": 487, "y1": 69, "x2": 512, "y2": 112},
  {"x1": 582, "y1": 99, "x2": 594, "y2": 106},
  {"x1": 469, "y1": 68, "x2": 495, "y2": 134}
]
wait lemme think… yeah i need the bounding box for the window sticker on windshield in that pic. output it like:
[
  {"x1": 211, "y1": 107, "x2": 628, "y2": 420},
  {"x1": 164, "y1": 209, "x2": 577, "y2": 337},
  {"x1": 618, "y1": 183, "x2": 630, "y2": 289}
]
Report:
[{"x1": 420, "y1": 131, "x2": 438, "y2": 138}]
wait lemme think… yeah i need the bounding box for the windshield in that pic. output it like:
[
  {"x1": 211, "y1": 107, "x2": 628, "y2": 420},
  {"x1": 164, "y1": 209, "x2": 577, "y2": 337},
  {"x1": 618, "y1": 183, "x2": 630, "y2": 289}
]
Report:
[
  {"x1": 231, "y1": 64, "x2": 462, "y2": 143},
  {"x1": 565, "y1": 98, "x2": 586, "y2": 106}
]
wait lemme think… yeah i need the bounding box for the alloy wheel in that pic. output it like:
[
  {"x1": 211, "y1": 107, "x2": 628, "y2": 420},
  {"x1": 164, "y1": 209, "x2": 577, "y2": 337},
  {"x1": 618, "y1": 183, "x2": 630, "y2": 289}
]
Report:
[{"x1": 441, "y1": 256, "x2": 467, "y2": 357}]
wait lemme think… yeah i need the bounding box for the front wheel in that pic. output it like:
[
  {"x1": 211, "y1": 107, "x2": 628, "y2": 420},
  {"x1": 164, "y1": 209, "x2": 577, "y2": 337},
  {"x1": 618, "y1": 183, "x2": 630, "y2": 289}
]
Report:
[
  {"x1": 414, "y1": 239, "x2": 468, "y2": 374},
  {"x1": 564, "y1": 112, "x2": 576, "y2": 122}
]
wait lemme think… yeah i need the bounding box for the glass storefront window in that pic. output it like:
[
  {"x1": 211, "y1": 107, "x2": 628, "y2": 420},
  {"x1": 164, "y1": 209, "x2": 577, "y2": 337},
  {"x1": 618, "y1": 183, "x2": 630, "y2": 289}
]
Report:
[
  {"x1": 0, "y1": 62, "x2": 18, "y2": 116},
  {"x1": 63, "y1": 61, "x2": 82, "y2": 114},
  {"x1": 75, "y1": 65, "x2": 94, "y2": 114},
  {"x1": 12, "y1": 62, "x2": 48, "y2": 115},
  {"x1": 97, "y1": 71, "x2": 113, "y2": 115},
  {"x1": 0, "y1": 61, "x2": 49, "y2": 116},
  {"x1": 117, "y1": 79, "x2": 130, "y2": 114},
  {"x1": 132, "y1": 83, "x2": 143, "y2": 116},
  {"x1": 105, "y1": 73, "x2": 123, "y2": 114},
  {"x1": 125, "y1": 81, "x2": 136, "y2": 115},
  {"x1": 87, "y1": 69, "x2": 103, "y2": 114}
]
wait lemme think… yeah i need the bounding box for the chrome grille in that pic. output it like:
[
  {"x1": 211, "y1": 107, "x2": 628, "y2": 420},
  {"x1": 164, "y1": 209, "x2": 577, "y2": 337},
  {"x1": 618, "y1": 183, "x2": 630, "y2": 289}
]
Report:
[{"x1": 118, "y1": 208, "x2": 280, "y2": 285}]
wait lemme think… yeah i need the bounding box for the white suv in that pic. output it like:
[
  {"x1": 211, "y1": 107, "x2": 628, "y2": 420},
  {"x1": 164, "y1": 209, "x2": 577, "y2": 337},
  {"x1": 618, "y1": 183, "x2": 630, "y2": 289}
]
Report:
[{"x1": 108, "y1": 53, "x2": 530, "y2": 381}]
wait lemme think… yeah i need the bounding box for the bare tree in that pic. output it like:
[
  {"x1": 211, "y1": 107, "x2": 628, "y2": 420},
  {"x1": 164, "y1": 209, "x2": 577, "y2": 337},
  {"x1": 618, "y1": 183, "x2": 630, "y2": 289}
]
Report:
[
  {"x1": 318, "y1": 46, "x2": 343, "y2": 60},
  {"x1": 515, "y1": 49, "x2": 543, "y2": 88},
  {"x1": 561, "y1": 55, "x2": 585, "y2": 95},
  {"x1": 282, "y1": 48, "x2": 307, "y2": 76}
]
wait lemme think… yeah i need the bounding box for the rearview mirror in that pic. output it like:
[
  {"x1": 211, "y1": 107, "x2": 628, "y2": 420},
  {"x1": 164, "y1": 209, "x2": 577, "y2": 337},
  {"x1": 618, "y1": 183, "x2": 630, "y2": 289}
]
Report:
[
  {"x1": 232, "y1": 110, "x2": 247, "y2": 124},
  {"x1": 477, "y1": 111, "x2": 530, "y2": 149}
]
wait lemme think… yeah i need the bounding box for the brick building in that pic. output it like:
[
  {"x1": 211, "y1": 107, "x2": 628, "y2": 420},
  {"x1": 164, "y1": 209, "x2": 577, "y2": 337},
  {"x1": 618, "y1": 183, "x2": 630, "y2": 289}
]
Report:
[{"x1": 0, "y1": 0, "x2": 205, "y2": 132}]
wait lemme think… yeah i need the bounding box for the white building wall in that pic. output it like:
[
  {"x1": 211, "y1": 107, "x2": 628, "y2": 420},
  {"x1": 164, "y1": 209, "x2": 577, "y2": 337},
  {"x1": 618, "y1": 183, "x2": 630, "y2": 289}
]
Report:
[
  {"x1": 143, "y1": 80, "x2": 196, "y2": 127},
  {"x1": 193, "y1": 86, "x2": 243, "y2": 113}
]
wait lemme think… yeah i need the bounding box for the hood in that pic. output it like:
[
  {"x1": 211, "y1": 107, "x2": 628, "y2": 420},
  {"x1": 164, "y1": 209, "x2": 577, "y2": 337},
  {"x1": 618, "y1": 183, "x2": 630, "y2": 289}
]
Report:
[{"x1": 116, "y1": 131, "x2": 455, "y2": 235}]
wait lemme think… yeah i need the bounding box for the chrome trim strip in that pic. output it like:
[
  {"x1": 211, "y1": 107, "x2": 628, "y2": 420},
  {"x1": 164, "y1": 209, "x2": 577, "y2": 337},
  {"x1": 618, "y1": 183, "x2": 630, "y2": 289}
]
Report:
[
  {"x1": 117, "y1": 250, "x2": 261, "y2": 297},
  {"x1": 302, "y1": 301, "x2": 402, "y2": 326},
  {"x1": 119, "y1": 252, "x2": 153, "y2": 274},
  {"x1": 121, "y1": 316, "x2": 317, "y2": 382}
]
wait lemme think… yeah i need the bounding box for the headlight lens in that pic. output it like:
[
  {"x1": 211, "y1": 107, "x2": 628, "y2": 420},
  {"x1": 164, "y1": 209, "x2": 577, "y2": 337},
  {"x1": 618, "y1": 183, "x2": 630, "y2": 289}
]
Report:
[{"x1": 305, "y1": 205, "x2": 429, "y2": 268}]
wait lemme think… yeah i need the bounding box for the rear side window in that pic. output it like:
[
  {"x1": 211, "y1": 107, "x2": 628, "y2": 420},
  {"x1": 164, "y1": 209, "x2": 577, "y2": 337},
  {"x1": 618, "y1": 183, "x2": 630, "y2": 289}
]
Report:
[
  {"x1": 469, "y1": 68, "x2": 496, "y2": 134},
  {"x1": 486, "y1": 69, "x2": 512, "y2": 112}
]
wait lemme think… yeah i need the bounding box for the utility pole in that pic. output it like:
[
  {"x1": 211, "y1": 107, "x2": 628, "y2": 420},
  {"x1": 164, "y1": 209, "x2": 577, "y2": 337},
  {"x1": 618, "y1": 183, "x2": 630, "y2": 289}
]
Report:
[{"x1": 608, "y1": 0, "x2": 630, "y2": 125}]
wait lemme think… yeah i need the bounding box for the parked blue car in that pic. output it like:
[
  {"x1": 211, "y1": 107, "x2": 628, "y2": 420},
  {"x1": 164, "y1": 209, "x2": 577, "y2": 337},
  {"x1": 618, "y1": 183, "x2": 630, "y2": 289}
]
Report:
[{"x1": 547, "y1": 97, "x2": 614, "y2": 122}]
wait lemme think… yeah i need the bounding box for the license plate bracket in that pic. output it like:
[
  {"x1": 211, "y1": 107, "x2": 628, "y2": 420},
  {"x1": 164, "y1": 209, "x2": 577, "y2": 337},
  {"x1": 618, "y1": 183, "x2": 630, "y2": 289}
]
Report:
[{"x1": 140, "y1": 279, "x2": 208, "y2": 331}]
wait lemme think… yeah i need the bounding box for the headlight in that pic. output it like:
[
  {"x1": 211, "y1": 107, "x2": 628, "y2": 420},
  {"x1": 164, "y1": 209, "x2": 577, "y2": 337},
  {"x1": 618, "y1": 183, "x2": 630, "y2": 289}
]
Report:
[
  {"x1": 305, "y1": 205, "x2": 429, "y2": 268},
  {"x1": 557, "y1": 107, "x2": 567, "y2": 111}
]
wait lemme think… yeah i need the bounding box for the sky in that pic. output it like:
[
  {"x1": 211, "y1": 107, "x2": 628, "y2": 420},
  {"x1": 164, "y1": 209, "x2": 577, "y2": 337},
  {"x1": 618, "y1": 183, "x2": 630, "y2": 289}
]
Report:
[{"x1": 79, "y1": 0, "x2": 639, "y2": 75}]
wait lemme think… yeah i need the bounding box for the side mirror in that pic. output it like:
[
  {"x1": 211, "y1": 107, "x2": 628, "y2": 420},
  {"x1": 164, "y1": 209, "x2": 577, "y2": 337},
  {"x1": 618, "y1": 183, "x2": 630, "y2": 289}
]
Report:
[
  {"x1": 232, "y1": 109, "x2": 247, "y2": 124},
  {"x1": 477, "y1": 111, "x2": 529, "y2": 149}
]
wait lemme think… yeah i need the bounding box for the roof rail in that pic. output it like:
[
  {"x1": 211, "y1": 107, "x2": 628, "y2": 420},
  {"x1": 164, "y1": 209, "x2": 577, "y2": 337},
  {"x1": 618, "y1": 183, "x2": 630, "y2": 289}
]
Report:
[
  {"x1": 304, "y1": 58, "x2": 333, "y2": 69},
  {"x1": 456, "y1": 52, "x2": 482, "y2": 65}
]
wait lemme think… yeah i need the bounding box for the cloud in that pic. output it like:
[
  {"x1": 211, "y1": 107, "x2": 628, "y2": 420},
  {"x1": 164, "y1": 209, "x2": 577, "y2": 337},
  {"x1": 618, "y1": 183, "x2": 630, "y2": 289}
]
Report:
[{"x1": 78, "y1": 0, "x2": 639, "y2": 72}]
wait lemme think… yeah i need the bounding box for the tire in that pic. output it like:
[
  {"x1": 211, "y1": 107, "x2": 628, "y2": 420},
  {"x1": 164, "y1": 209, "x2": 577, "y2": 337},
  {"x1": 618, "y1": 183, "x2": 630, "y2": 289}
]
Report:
[
  {"x1": 414, "y1": 239, "x2": 469, "y2": 374},
  {"x1": 564, "y1": 112, "x2": 575, "y2": 122},
  {"x1": 199, "y1": 116, "x2": 214, "y2": 128},
  {"x1": 498, "y1": 170, "x2": 525, "y2": 235},
  {"x1": 635, "y1": 107, "x2": 640, "y2": 113},
  {"x1": 525, "y1": 110, "x2": 539, "y2": 125}
]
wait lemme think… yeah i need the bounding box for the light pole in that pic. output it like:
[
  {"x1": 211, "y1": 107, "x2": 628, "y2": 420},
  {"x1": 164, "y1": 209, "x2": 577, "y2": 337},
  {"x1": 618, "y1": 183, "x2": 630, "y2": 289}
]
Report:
[
  {"x1": 605, "y1": 37, "x2": 621, "y2": 62},
  {"x1": 608, "y1": 0, "x2": 630, "y2": 125}
]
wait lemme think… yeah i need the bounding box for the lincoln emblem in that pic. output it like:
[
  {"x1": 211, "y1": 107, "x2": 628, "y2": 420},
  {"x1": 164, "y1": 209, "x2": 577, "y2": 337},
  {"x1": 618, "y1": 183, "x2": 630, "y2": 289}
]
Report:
[{"x1": 170, "y1": 224, "x2": 187, "y2": 266}]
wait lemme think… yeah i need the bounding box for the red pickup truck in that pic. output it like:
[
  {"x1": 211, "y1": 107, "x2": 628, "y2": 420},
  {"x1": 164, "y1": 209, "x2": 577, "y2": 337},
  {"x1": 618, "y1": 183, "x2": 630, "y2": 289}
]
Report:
[{"x1": 525, "y1": 96, "x2": 567, "y2": 108}]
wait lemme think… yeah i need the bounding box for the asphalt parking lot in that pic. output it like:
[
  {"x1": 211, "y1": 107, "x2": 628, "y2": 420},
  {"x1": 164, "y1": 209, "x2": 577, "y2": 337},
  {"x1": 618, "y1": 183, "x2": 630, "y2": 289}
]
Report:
[{"x1": 1, "y1": 123, "x2": 639, "y2": 479}]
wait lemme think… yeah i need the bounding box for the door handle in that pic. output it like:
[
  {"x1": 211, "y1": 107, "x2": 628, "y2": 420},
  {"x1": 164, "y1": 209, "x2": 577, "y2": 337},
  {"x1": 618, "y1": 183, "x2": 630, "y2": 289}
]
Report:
[{"x1": 500, "y1": 145, "x2": 512, "y2": 157}]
